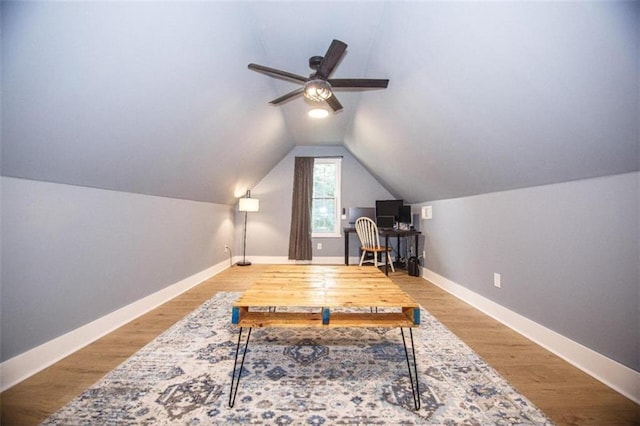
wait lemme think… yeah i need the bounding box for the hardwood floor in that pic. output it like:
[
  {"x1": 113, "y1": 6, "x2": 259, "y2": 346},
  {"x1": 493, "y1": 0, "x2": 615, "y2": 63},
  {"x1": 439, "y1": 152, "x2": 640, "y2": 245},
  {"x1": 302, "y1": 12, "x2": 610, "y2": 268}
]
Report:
[{"x1": 1, "y1": 265, "x2": 638, "y2": 425}]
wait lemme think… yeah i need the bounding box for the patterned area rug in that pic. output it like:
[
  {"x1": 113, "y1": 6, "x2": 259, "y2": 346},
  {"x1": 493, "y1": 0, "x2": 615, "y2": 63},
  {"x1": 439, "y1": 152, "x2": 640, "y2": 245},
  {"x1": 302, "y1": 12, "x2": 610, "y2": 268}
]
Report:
[{"x1": 43, "y1": 292, "x2": 553, "y2": 425}]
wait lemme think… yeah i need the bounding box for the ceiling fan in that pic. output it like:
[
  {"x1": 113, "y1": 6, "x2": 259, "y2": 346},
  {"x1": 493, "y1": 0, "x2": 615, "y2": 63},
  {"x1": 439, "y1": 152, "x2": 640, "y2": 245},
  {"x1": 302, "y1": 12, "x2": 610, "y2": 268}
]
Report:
[{"x1": 248, "y1": 39, "x2": 389, "y2": 112}]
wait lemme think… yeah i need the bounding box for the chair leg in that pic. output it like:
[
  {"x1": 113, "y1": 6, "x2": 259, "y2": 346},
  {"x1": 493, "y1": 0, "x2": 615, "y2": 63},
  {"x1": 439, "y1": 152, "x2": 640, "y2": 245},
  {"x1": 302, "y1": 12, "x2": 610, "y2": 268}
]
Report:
[
  {"x1": 359, "y1": 250, "x2": 366, "y2": 267},
  {"x1": 388, "y1": 252, "x2": 395, "y2": 272}
]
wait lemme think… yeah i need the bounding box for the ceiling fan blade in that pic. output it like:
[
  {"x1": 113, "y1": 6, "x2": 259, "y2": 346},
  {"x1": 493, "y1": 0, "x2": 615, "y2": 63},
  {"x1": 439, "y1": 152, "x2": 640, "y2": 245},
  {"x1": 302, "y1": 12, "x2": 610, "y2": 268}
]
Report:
[
  {"x1": 318, "y1": 39, "x2": 347, "y2": 78},
  {"x1": 248, "y1": 63, "x2": 308, "y2": 84},
  {"x1": 325, "y1": 93, "x2": 343, "y2": 112},
  {"x1": 328, "y1": 78, "x2": 389, "y2": 88},
  {"x1": 269, "y1": 87, "x2": 305, "y2": 105}
]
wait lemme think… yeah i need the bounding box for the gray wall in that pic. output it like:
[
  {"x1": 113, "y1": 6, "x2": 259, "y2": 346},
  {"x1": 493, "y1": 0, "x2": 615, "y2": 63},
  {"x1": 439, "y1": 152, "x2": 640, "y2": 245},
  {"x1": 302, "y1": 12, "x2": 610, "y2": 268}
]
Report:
[
  {"x1": 347, "y1": 1, "x2": 639, "y2": 203},
  {"x1": 1, "y1": 177, "x2": 234, "y2": 362},
  {"x1": 239, "y1": 145, "x2": 394, "y2": 259},
  {"x1": 417, "y1": 172, "x2": 639, "y2": 371}
]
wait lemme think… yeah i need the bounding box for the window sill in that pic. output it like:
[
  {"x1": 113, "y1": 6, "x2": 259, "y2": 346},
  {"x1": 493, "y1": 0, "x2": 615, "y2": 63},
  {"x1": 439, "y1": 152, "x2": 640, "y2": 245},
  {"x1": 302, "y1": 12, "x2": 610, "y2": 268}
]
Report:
[{"x1": 312, "y1": 232, "x2": 342, "y2": 238}]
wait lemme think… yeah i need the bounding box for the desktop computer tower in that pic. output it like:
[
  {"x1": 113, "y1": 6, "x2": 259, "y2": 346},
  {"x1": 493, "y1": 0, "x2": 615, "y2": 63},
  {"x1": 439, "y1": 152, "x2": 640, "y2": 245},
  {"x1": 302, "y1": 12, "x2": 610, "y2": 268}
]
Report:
[{"x1": 407, "y1": 256, "x2": 419, "y2": 277}]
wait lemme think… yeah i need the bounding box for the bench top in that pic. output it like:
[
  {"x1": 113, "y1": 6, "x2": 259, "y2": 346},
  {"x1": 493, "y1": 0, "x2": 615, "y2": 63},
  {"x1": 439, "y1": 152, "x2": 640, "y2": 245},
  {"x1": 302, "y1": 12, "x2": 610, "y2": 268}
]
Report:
[{"x1": 231, "y1": 265, "x2": 420, "y2": 328}]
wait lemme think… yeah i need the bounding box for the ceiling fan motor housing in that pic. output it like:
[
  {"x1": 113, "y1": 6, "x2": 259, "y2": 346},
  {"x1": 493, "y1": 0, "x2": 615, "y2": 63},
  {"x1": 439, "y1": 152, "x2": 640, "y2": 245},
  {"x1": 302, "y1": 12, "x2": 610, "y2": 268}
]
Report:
[{"x1": 309, "y1": 56, "x2": 324, "y2": 72}]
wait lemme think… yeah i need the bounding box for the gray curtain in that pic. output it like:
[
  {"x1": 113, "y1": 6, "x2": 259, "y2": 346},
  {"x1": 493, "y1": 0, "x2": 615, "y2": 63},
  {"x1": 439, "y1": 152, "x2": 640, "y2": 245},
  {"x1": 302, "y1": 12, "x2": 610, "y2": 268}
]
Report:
[{"x1": 288, "y1": 157, "x2": 314, "y2": 260}]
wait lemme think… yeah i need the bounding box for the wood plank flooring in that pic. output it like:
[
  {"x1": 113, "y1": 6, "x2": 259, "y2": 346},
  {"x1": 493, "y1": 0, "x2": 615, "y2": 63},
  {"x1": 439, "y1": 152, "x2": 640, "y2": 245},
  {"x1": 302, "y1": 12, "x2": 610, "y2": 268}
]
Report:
[{"x1": 1, "y1": 265, "x2": 638, "y2": 425}]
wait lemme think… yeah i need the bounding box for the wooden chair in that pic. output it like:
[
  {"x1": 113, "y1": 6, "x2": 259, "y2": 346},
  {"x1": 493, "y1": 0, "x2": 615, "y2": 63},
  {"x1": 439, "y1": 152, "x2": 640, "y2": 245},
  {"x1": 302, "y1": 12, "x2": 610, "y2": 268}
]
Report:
[{"x1": 354, "y1": 217, "x2": 395, "y2": 272}]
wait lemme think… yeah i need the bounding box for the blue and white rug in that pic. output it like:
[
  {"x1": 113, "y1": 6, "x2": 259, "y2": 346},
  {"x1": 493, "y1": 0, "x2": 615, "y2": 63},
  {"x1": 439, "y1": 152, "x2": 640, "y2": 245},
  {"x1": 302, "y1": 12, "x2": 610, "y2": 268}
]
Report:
[{"x1": 43, "y1": 292, "x2": 553, "y2": 425}]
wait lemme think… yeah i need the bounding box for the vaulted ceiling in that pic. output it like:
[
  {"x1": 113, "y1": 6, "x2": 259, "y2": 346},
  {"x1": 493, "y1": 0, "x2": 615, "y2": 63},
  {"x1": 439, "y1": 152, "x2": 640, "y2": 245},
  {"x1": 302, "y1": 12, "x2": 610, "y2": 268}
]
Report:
[{"x1": 2, "y1": 1, "x2": 638, "y2": 205}]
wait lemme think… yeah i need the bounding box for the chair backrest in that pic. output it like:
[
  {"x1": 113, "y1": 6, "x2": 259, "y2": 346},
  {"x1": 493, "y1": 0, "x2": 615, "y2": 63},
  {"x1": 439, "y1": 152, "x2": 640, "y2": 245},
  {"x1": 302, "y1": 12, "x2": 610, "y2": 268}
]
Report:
[{"x1": 355, "y1": 217, "x2": 381, "y2": 249}]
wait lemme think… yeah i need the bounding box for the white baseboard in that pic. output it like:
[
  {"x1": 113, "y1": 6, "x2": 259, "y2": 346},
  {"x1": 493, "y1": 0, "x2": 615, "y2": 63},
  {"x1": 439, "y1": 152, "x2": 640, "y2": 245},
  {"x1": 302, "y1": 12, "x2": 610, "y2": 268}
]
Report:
[
  {"x1": 0, "y1": 259, "x2": 231, "y2": 392},
  {"x1": 422, "y1": 267, "x2": 640, "y2": 404},
  {"x1": 239, "y1": 256, "x2": 360, "y2": 265}
]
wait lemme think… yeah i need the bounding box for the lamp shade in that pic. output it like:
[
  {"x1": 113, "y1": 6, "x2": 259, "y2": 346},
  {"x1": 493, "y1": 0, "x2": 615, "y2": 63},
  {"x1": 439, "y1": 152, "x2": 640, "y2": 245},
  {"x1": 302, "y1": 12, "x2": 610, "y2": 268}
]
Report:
[{"x1": 239, "y1": 197, "x2": 259, "y2": 212}]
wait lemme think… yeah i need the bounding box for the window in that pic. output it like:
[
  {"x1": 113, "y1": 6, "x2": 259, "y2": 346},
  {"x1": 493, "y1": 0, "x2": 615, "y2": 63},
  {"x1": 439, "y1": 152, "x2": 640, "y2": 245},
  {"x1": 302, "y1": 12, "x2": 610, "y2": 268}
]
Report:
[{"x1": 312, "y1": 158, "x2": 341, "y2": 237}]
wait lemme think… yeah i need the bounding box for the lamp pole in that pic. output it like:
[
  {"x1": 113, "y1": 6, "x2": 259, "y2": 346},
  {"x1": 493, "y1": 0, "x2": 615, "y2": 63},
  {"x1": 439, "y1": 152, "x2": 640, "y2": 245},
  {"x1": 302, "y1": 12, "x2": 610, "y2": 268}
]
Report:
[{"x1": 238, "y1": 208, "x2": 250, "y2": 266}]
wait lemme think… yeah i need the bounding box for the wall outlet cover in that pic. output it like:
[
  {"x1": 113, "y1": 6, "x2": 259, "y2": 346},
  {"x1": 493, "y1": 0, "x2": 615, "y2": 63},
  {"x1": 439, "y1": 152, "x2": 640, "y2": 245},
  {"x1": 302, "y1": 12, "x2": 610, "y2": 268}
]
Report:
[{"x1": 422, "y1": 205, "x2": 433, "y2": 220}]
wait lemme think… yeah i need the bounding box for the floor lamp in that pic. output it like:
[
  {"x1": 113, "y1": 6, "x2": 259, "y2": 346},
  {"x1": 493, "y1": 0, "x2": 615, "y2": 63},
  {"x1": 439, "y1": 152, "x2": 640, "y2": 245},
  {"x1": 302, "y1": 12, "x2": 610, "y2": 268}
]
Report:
[{"x1": 237, "y1": 190, "x2": 259, "y2": 266}]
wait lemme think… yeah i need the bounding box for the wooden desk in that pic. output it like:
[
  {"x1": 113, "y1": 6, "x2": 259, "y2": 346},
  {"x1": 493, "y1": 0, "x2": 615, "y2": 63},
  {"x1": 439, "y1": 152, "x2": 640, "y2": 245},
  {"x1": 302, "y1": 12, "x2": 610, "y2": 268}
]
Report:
[
  {"x1": 343, "y1": 227, "x2": 421, "y2": 275},
  {"x1": 228, "y1": 265, "x2": 421, "y2": 410}
]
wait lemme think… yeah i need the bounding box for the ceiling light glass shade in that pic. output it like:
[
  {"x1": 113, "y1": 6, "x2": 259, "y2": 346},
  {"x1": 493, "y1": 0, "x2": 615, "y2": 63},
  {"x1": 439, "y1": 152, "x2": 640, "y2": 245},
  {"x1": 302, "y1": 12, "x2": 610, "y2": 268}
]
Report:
[
  {"x1": 308, "y1": 108, "x2": 329, "y2": 118},
  {"x1": 239, "y1": 197, "x2": 259, "y2": 212},
  {"x1": 304, "y1": 79, "x2": 333, "y2": 101}
]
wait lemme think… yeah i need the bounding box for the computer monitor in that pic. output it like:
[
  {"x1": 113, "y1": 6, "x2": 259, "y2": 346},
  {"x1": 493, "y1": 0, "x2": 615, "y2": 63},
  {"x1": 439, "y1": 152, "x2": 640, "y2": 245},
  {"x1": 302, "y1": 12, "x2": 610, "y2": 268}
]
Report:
[
  {"x1": 375, "y1": 199, "x2": 404, "y2": 222},
  {"x1": 348, "y1": 207, "x2": 376, "y2": 224},
  {"x1": 399, "y1": 205, "x2": 412, "y2": 224},
  {"x1": 376, "y1": 215, "x2": 395, "y2": 229}
]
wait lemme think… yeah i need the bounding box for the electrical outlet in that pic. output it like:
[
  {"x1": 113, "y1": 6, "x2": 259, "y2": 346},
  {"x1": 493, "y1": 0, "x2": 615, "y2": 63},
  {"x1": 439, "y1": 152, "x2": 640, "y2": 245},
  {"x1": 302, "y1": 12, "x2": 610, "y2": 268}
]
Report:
[
  {"x1": 317, "y1": 243, "x2": 323, "y2": 250},
  {"x1": 494, "y1": 273, "x2": 501, "y2": 288},
  {"x1": 224, "y1": 245, "x2": 229, "y2": 253}
]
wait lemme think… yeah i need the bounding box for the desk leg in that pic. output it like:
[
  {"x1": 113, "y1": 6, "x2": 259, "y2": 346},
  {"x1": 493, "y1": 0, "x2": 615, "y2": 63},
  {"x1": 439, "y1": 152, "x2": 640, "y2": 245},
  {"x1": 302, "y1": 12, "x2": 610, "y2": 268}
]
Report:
[
  {"x1": 344, "y1": 232, "x2": 349, "y2": 265},
  {"x1": 229, "y1": 327, "x2": 252, "y2": 408},
  {"x1": 400, "y1": 328, "x2": 421, "y2": 410},
  {"x1": 385, "y1": 234, "x2": 390, "y2": 275}
]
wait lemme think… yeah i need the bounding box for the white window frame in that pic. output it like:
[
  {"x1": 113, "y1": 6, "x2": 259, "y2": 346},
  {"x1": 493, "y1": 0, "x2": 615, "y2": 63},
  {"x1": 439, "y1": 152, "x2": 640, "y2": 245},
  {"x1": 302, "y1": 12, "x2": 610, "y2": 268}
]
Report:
[{"x1": 311, "y1": 157, "x2": 342, "y2": 238}]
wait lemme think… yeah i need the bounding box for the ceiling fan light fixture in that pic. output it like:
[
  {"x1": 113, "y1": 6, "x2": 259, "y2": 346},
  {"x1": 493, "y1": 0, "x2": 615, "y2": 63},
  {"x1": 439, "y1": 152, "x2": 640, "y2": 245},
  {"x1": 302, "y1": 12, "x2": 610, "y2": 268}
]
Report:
[
  {"x1": 308, "y1": 108, "x2": 329, "y2": 119},
  {"x1": 304, "y1": 79, "x2": 332, "y2": 102},
  {"x1": 249, "y1": 39, "x2": 388, "y2": 113}
]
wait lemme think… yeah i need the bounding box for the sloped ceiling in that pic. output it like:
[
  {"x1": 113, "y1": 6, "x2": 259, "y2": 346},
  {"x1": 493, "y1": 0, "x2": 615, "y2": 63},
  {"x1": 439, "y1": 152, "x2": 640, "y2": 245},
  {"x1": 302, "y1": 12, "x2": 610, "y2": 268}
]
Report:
[{"x1": 2, "y1": 1, "x2": 638, "y2": 205}]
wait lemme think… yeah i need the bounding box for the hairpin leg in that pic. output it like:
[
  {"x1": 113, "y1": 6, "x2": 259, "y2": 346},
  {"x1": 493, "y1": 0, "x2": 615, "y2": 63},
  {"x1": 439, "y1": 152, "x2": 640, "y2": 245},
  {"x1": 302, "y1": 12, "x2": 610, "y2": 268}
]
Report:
[
  {"x1": 229, "y1": 327, "x2": 252, "y2": 408},
  {"x1": 400, "y1": 327, "x2": 421, "y2": 410}
]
